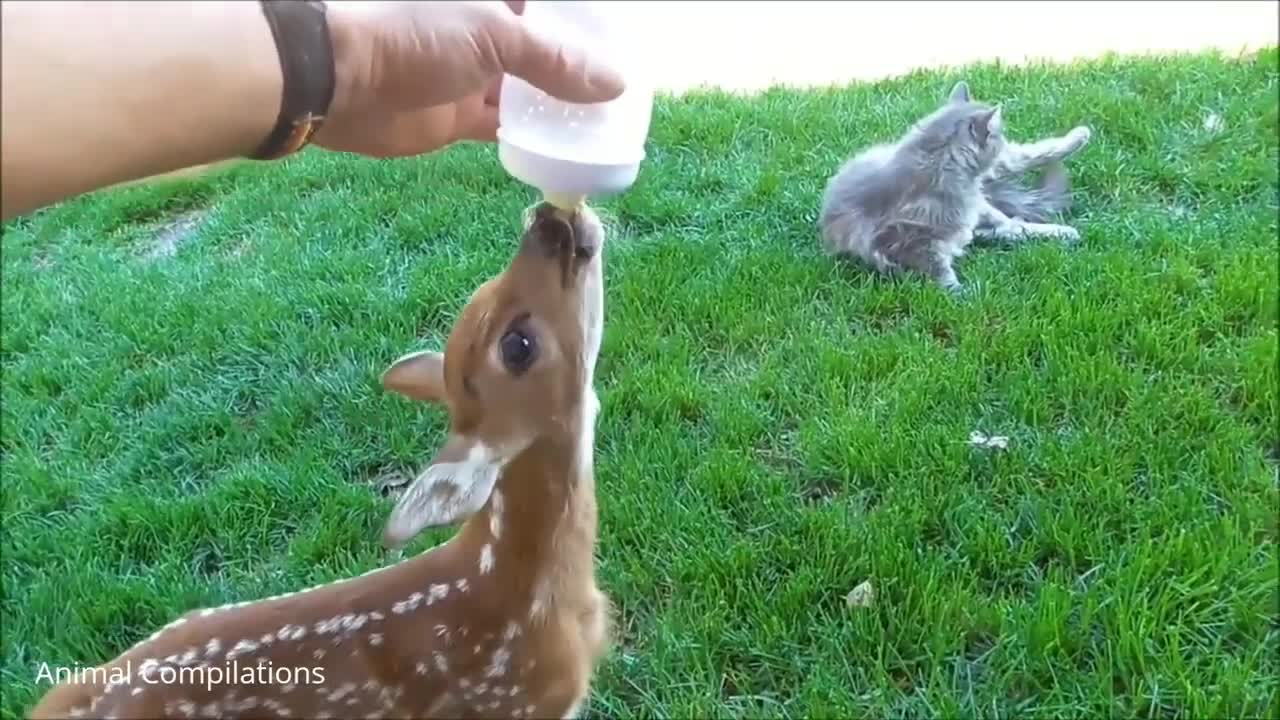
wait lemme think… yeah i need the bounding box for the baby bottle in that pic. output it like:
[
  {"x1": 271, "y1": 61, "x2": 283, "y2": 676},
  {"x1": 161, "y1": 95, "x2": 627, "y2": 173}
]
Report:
[{"x1": 497, "y1": 0, "x2": 653, "y2": 209}]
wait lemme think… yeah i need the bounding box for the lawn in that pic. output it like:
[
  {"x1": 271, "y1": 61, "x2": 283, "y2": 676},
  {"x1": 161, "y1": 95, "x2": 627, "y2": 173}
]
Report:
[{"x1": 2, "y1": 49, "x2": 1277, "y2": 719}]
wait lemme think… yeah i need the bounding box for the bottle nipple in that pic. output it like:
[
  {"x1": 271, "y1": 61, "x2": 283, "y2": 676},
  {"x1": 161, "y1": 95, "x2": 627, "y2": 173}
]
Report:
[{"x1": 543, "y1": 192, "x2": 587, "y2": 210}]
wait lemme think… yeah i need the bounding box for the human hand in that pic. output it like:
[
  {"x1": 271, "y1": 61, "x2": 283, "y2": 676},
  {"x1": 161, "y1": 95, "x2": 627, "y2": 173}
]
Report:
[{"x1": 314, "y1": 0, "x2": 626, "y2": 158}]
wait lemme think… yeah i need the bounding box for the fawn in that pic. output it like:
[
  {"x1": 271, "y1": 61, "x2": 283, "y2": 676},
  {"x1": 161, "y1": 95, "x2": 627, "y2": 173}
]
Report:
[{"x1": 30, "y1": 201, "x2": 611, "y2": 719}]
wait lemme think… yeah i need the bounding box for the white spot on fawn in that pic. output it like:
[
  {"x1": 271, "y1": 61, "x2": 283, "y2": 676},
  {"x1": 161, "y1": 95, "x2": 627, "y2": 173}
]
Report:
[
  {"x1": 429, "y1": 583, "x2": 450, "y2": 602},
  {"x1": 369, "y1": 633, "x2": 383, "y2": 646},
  {"x1": 226, "y1": 639, "x2": 259, "y2": 660},
  {"x1": 479, "y1": 544, "x2": 494, "y2": 574},
  {"x1": 530, "y1": 582, "x2": 551, "y2": 618},
  {"x1": 455, "y1": 578, "x2": 469, "y2": 592},
  {"x1": 434, "y1": 651, "x2": 449, "y2": 672},
  {"x1": 487, "y1": 646, "x2": 511, "y2": 678},
  {"x1": 489, "y1": 491, "x2": 504, "y2": 538},
  {"x1": 328, "y1": 683, "x2": 357, "y2": 702},
  {"x1": 393, "y1": 592, "x2": 425, "y2": 615}
]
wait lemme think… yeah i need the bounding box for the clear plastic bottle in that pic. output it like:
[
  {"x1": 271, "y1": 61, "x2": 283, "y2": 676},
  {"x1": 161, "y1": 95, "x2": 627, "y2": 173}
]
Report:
[{"x1": 497, "y1": 1, "x2": 653, "y2": 208}]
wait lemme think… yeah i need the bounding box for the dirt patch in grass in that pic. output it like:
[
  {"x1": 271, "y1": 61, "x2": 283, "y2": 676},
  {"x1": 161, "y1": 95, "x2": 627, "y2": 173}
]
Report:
[
  {"x1": 142, "y1": 208, "x2": 207, "y2": 261},
  {"x1": 366, "y1": 463, "x2": 413, "y2": 500},
  {"x1": 800, "y1": 476, "x2": 842, "y2": 505}
]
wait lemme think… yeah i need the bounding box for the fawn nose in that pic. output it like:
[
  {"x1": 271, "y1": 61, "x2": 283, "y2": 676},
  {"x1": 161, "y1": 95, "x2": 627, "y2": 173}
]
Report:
[
  {"x1": 525, "y1": 204, "x2": 595, "y2": 261},
  {"x1": 571, "y1": 221, "x2": 597, "y2": 261}
]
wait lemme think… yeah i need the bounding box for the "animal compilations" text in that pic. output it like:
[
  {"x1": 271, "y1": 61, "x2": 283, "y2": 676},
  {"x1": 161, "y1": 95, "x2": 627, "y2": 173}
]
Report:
[{"x1": 35, "y1": 659, "x2": 325, "y2": 693}]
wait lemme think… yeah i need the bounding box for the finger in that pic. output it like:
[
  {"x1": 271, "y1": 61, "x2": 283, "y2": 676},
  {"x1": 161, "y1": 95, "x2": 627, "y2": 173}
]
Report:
[
  {"x1": 502, "y1": 0, "x2": 526, "y2": 15},
  {"x1": 484, "y1": 76, "x2": 503, "y2": 108},
  {"x1": 461, "y1": 105, "x2": 500, "y2": 142},
  {"x1": 489, "y1": 13, "x2": 626, "y2": 104}
]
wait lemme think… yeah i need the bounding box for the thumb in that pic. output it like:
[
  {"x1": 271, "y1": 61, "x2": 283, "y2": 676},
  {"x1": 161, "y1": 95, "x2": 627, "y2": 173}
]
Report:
[{"x1": 488, "y1": 12, "x2": 627, "y2": 104}]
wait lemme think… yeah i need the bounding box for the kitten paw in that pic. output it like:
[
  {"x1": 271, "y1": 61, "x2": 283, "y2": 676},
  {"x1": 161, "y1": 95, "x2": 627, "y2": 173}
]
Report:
[
  {"x1": 937, "y1": 275, "x2": 964, "y2": 294},
  {"x1": 993, "y1": 221, "x2": 1030, "y2": 242},
  {"x1": 1054, "y1": 225, "x2": 1081, "y2": 243},
  {"x1": 945, "y1": 279, "x2": 985, "y2": 300},
  {"x1": 1066, "y1": 126, "x2": 1091, "y2": 150}
]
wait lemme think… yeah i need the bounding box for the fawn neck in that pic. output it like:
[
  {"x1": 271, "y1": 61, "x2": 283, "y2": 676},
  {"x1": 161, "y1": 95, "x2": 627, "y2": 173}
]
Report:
[{"x1": 453, "y1": 395, "x2": 599, "y2": 603}]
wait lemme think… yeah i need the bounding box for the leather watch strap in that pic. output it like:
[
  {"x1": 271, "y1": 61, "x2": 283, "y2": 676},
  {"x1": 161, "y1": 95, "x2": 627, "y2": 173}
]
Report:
[{"x1": 250, "y1": 0, "x2": 336, "y2": 160}]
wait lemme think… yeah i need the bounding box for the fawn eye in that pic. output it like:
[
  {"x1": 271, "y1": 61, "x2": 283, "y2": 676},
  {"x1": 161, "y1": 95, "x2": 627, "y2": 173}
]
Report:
[{"x1": 499, "y1": 328, "x2": 537, "y2": 375}]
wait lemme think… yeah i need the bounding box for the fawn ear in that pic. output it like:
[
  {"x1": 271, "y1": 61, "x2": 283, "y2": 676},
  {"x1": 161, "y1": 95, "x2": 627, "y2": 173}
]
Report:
[
  {"x1": 382, "y1": 351, "x2": 446, "y2": 404},
  {"x1": 382, "y1": 435, "x2": 503, "y2": 549},
  {"x1": 949, "y1": 81, "x2": 971, "y2": 103}
]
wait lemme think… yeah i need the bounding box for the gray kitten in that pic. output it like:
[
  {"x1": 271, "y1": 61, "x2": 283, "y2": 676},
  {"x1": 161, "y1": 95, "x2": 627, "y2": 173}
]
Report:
[{"x1": 818, "y1": 81, "x2": 1091, "y2": 290}]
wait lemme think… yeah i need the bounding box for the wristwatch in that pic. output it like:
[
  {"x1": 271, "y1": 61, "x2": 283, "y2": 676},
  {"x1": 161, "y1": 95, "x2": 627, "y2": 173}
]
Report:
[{"x1": 250, "y1": 0, "x2": 335, "y2": 160}]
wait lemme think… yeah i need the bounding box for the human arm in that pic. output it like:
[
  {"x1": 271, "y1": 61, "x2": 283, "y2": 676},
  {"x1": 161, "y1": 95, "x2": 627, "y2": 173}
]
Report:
[
  {"x1": 0, "y1": 0, "x2": 626, "y2": 221},
  {"x1": 0, "y1": 1, "x2": 282, "y2": 220}
]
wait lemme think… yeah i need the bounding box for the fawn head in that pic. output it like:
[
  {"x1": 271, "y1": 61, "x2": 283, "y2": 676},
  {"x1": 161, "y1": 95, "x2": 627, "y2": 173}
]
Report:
[{"x1": 378, "y1": 202, "x2": 605, "y2": 549}]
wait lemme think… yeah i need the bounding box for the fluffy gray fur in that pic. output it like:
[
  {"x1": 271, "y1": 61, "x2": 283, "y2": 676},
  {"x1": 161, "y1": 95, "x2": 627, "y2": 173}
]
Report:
[{"x1": 818, "y1": 81, "x2": 1091, "y2": 291}]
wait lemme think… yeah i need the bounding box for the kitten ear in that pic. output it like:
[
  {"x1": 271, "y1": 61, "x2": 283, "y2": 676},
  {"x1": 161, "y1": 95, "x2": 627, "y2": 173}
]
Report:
[
  {"x1": 970, "y1": 106, "x2": 1003, "y2": 144},
  {"x1": 949, "y1": 81, "x2": 971, "y2": 103},
  {"x1": 986, "y1": 104, "x2": 1004, "y2": 134}
]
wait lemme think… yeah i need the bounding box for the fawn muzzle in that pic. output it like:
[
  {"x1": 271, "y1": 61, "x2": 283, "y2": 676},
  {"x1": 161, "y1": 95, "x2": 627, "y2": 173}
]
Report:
[{"x1": 520, "y1": 202, "x2": 598, "y2": 291}]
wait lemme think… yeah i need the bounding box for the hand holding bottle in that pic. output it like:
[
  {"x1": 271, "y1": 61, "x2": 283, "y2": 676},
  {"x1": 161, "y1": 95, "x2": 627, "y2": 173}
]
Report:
[{"x1": 315, "y1": 0, "x2": 628, "y2": 157}]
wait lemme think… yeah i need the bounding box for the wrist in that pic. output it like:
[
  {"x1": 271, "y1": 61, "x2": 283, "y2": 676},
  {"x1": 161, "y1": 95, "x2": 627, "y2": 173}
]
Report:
[
  {"x1": 234, "y1": 2, "x2": 290, "y2": 157},
  {"x1": 312, "y1": 2, "x2": 370, "y2": 146},
  {"x1": 249, "y1": 0, "x2": 340, "y2": 160}
]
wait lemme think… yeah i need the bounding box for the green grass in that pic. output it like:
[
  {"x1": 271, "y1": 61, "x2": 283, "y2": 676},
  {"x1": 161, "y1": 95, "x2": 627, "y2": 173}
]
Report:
[{"x1": 3, "y1": 49, "x2": 1277, "y2": 718}]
